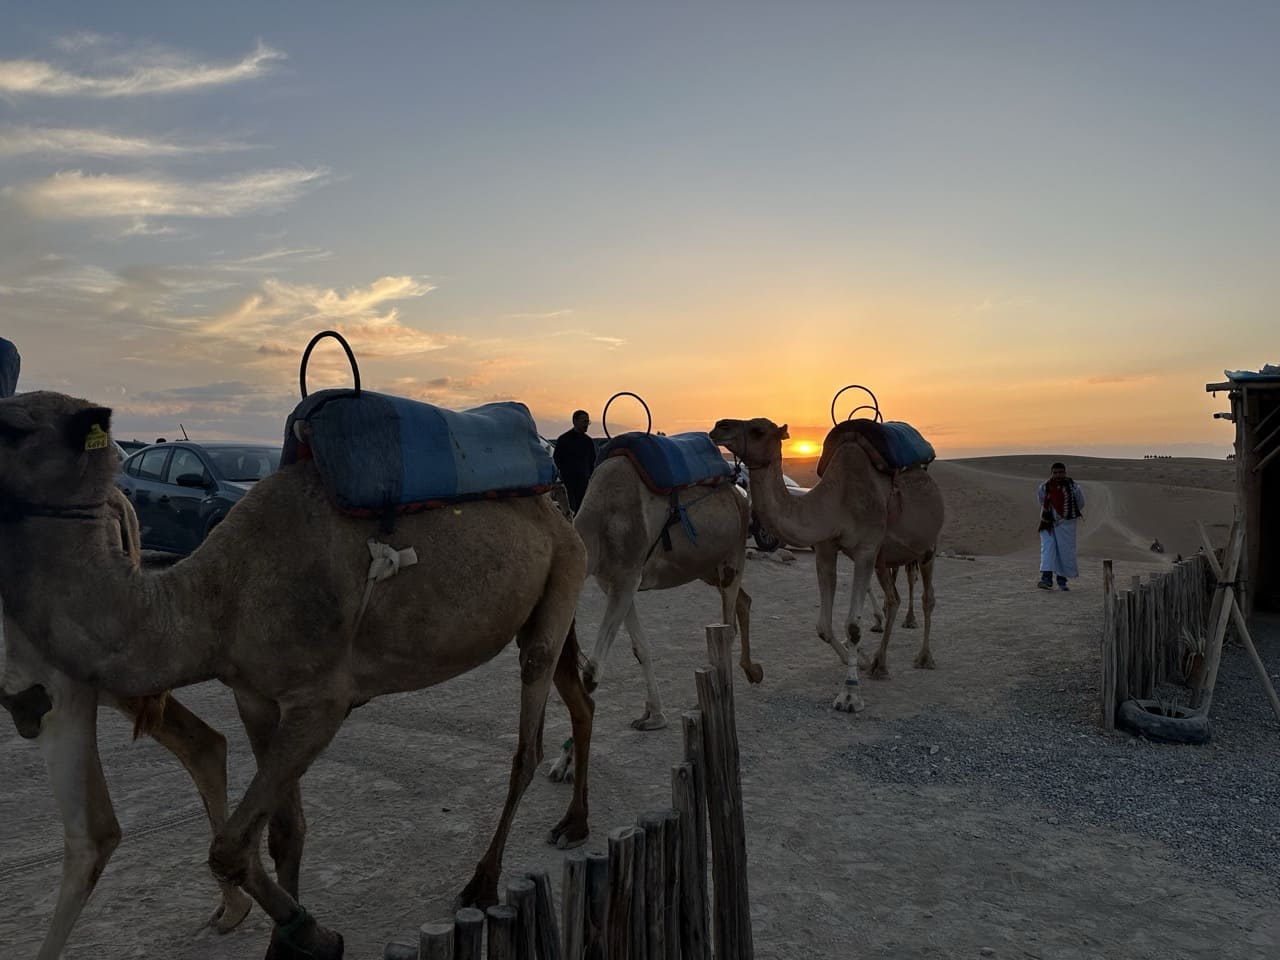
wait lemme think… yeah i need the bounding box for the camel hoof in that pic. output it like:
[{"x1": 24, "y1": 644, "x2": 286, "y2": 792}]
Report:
[
  {"x1": 870, "y1": 624, "x2": 884, "y2": 634},
  {"x1": 582, "y1": 660, "x2": 600, "y2": 693},
  {"x1": 265, "y1": 915, "x2": 343, "y2": 960},
  {"x1": 742, "y1": 662, "x2": 765, "y2": 684},
  {"x1": 832, "y1": 688, "x2": 865, "y2": 713},
  {"x1": 903, "y1": 616, "x2": 918, "y2": 629},
  {"x1": 630, "y1": 712, "x2": 668, "y2": 731},
  {"x1": 548, "y1": 757, "x2": 575, "y2": 783},
  {"x1": 913, "y1": 652, "x2": 936, "y2": 670},
  {"x1": 210, "y1": 888, "x2": 253, "y2": 933},
  {"x1": 455, "y1": 872, "x2": 499, "y2": 911},
  {"x1": 549, "y1": 814, "x2": 590, "y2": 849}
]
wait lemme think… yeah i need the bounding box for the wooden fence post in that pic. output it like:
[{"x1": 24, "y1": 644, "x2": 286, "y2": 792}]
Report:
[
  {"x1": 583, "y1": 852, "x2": 609, "y2": 960},
  {"x1": 562, "y1": 852, "x2": 588, "y2": 960},
  {"x1": 696, "y1": 623, "x2": 754, "y2": 959},
  {"x1": 487, "y1": 905, "x2": 518, "y2": 960},
  {"x1": 421, "y1": 921, "x2": 455, "y2": 960},
  {"x1": 526, "y1": 869, "x2": 562, "y2": 960},
  {"x1": 455, "y1": 907, "x2": 485, "y2": 960},
  {"x1": 608, "y1": 825, "x2": 646, "y2": 960},
  {"x1": 506, "y1": 877, "x2": 537, "y2": 960},
  {"x1": 1101, "y1": 559, "x2": 1116, "y2": 730},
  {"x1": 672, "y1": 761, "x2": 710, "y2": 960},
  {"x1": 638, "y1": 812, "x2": 671, "y2": 960}
]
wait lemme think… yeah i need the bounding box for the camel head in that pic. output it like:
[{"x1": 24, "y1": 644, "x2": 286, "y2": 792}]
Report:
[
  {"x1": 709, "y1": 417, "x2": 789, "y2": 469},
  {"x1": 0, "y1": 391, "x2": 117, "y2": 511}
]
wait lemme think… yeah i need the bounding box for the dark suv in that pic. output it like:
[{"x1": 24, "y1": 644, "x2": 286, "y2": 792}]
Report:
[{"x1": 117, "y1": 441, "x2": 281, "y2": 554}]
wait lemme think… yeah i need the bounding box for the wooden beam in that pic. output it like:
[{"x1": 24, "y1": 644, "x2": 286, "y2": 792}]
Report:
[
  {"x1": 1253, "y1": 401, "x2": 1280, "y2": 438},
  {"x1": 1252, "y1": 440, "x2": 1280, "y2": 474},
  {"x1": 1195, "y1": 520, "x2": 1244, "y2": 715}
]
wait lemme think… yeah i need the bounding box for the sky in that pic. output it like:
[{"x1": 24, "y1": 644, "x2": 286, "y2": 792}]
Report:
[{"x1": 1, "y1": 2, "x2": 1277, "y2": 458}]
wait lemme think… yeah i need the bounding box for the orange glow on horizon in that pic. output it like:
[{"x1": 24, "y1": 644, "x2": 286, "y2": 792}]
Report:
[{"x1": 788, "y1": 440, "x2": 819, "y2": 457}]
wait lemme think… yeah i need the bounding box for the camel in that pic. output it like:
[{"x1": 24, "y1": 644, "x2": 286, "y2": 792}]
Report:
[
  {"x1": 550, "y1": 452, "x2": 757, "y2": 780},
  {"x1": 710, "y1": 417, "x2": 944, "y2": 713},
  {"x1": 1, "y1": 487, "x2": 252, "y2": 960},
  {"x1": 0, "y1": 391, "x2": 593, "y2": 960}
]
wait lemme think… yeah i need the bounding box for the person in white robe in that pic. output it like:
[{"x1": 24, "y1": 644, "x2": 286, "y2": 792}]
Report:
[{"x1": 1037, "y1": 461, "x2": 1084, "y2": 591}]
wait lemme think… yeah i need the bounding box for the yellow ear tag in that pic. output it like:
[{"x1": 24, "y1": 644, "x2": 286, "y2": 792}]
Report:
[{"x1": 85, "y1": 424, "x2": 109, "y2": 451}]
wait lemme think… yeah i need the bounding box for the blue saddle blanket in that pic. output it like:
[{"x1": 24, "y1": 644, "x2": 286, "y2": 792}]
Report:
[
  {"x1": 282, "y1": 389, "x2": 555, "y2": 513},
  {"x1": 818, "y1": 420, "x2": 935, "y2": 476},
  {"x1": 599, "y1": 431, "x2": 732, "y2": 494}
]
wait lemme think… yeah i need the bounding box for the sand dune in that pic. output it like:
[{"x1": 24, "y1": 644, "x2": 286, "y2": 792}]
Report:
[{"x1": 782, "y1": 454, "x2": 1236, "y2": 563}]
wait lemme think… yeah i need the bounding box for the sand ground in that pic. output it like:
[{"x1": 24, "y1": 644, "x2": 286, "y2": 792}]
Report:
[{"x1": 2, "y1": 455, "x2": 1275, "y2": 960}]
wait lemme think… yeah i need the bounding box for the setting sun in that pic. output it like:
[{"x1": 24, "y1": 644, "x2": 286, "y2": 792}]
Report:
[{"x1": 790, "y1": 441, "x2": 819, "y2": 457}]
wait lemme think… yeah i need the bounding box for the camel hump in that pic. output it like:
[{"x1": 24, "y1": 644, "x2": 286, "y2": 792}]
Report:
[
  {"x1": 818, "y1": 420, "x2": 936, "y2": 477},
  {"x1": 599, "y1": 431, "x2": 733, "y2": 495},
  {"x1": 282, "y1": 389, "x2": 556, "y2": 514}
]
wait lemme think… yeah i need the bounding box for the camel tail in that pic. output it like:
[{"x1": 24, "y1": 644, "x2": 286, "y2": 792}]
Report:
[{"x1": 119, "y1": 693, "x2": 169, "y2": 740}]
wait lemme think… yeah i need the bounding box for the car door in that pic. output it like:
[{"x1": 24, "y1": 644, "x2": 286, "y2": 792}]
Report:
[
  {"x1": 163, "y1": 446, "x2": 213, "y2": 554},
  {"x1": 124, "y1": 447, "x2": 173, "y2": 549}
]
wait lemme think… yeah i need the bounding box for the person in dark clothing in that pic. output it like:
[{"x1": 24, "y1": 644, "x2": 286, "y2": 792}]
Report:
[
  {"x1": 553, "y1": 409, "x2": 597, "y2": 514},
  {"x1": 0, "y1": 337, "x2": 18, "y2": 398}
]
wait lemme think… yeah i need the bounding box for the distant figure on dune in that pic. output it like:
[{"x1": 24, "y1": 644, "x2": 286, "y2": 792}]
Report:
[
  {"x1": 0, "y1": 337, "x2": 18, "y2": 398},
  {"x1": 1150, "y1": 538, "x2": 1165, "y2": 554},
  {"x1": 1037, "y1": 461, "x2": 1085, "y2": 591},
  {"x1": 554, "y1": 408, "x2": 597, "y2": 514}
]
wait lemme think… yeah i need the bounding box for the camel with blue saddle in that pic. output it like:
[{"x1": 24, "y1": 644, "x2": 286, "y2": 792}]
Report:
[
  {"x1": 0, "y1": 386, "x2": 594, "y2": 960},
  {"x1": 710, "y1": 416, "x2": 944, "y2": 714},
  {"x1": 549, "y1": 429, "x2": 756, "y2": 777}
]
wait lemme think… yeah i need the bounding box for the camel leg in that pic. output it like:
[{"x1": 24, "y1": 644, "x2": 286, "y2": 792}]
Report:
[
  {"x1": 814, "y1": 541, "x2": 849, "y2": 666},
  {"x1": 903, "y1": 562, "x2": 919, "y2": 629},
  {"x1": 912, "y1": 556, "x2": 937, "y2": 669},
  {"x1": 868, "y1": 582, "x2": 885, "y2": 633},
  {"x1": 231, "y1": 690, "x2": 307, "y2": 900},
  {"x1": 206, "y1": 693, "x2": 347, "y2": 960},
  {"x1": 624, "y1": 603, "x2": 667, "y2": 731},
  {"x1": 861, "y1": 561, "x2": 900, "y2": 681},
  {"x1": 733, "y1": 587, "x2": 762, "y2": 684},
  {"x1": 547, "y1": 620, "x2": 593, "y2": 848},
  {"x1": 128, "y1": 694, "x2": 253, "y2": 931},
  {"x1": 31, "y1": 682, "x2": 122, "y2": 960},
  {"x1": 582, "y1": 571, "x2": 642, "y2": 692},
  {"x1": 457, "y1": 595, "x2": 569, "y2": 909},
  {"x1": 833, "y1": 547, "x2": 880, "y2": 712}
]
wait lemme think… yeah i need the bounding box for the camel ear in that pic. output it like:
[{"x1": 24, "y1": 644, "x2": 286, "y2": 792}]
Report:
[
  {"x1": 778, "y1": 423, "x2": 790, "y2": 440},
  {"x1": 0, "y1": 402, "x2": 37, "y2": 441},
  {"x1": 65, "y1": 406, "x2": 113, "y2": 452}
]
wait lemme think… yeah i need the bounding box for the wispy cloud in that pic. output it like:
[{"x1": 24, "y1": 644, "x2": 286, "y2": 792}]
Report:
[
  {"x1": 216, "y1": 246, "x2": 332, "y2": 271},
  {"x1": 547, "y1": 328, "x2": 627, "y2": 349},
  {"x1": 1086, "y1": 372, "x2": 1151, "y2": 386},
  {"x1": 0, "y1": 39, "x2": 284, "y2": 98},
  {"x1": 0, "y1": 125, "x2": 250, "y2": 157},
  {"x1": 209, "y1": 276, "x2": 452, "y2": 361},
  {"x1": 5, "y1": 167, "x2": 328, "y2": 220}
]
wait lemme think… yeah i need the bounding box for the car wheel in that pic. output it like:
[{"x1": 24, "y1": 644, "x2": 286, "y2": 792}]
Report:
[{"x1": 751, "y1": 517, "x2": 782, "y2": 553}]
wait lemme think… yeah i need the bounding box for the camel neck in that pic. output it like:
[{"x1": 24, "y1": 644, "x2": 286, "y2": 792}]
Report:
[
  {"x1": 0, "y1": 517, "x2": 224, "y2": 697},
  {"x1": 745, "y1": 458, "x2": 830, "y2": 548}
]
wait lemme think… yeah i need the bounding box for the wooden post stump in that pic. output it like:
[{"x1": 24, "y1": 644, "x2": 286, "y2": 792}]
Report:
[
  {"x1": 608, "y1": 825, "x2": 646, "y2": 960},
  {"x1": 526, "y1": 869, "x2": 563, "y2": 960},
  {"x1": 506, "y1": 877, "x2": 538, "y2": 960},
  {"x1": 584, "y1": 852, "x2": 609, "y2": 960},
  {"x1": 487, "y1": 904, "x2": 519, "y2": 960},
  {"x1": 421, "y1": 921, "x2": 455, "y2": 960},
  {"x1": 562, "y1": 852, "x2": 588, "y2": 960},
  {"x1": 455, "y1": 907, "x2": 486, "y2": 960},
  {"x1": 696, "y1": 623, "x2": 754, "y2": 959},
  {"x1": 672, "y1": 761, "x2": 710, "y2": 960}
]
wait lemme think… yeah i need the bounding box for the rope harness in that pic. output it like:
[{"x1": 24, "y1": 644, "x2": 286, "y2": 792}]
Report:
[{"x1": 642, "y1": 487, "x2": 720, "y2": 565}]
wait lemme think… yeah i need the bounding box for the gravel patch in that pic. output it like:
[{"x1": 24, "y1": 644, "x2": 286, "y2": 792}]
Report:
[{"x1": 835, "y1": 631, "x2": 1280, "y2": 899}]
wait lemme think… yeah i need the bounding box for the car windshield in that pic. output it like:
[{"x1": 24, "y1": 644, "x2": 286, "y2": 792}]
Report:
[{"x1": 209, "y1": 447, "x2": 281, "y2": 482}]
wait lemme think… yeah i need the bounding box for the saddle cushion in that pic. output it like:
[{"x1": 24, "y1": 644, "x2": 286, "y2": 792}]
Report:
[
  {"x1": 817, "y1": 420, "x2": 936, "y2": 477},
  {"x1": 282, "y1": 389, "x2": 555, "y2": 514},
  {"x1": 599, "y1": 431, "x2": 732, "y2": 495}
]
